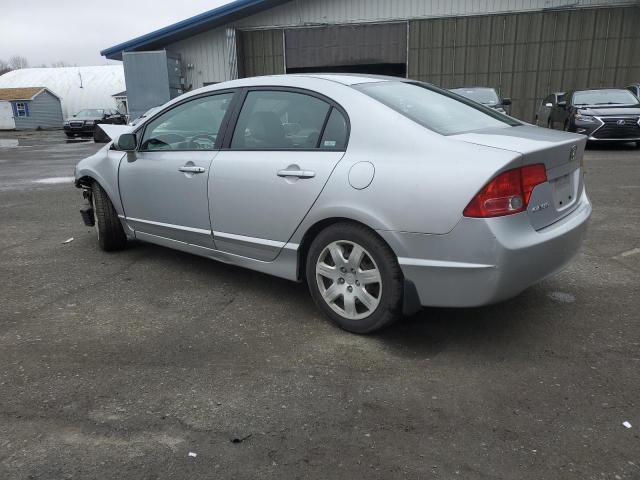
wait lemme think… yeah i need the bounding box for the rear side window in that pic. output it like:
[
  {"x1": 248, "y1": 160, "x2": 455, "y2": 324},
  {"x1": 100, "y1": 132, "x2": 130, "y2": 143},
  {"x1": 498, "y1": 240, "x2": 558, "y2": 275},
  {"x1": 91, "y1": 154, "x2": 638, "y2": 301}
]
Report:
[
  {"x1": 320, "y1": 108, "x2": 348, "y2": 150},
  {"x1": 231, "y1": 90, "x2": 330, "y2": 150},
  {"x1": 355, "y1": 81, "x2": 520, "y2": 136}
]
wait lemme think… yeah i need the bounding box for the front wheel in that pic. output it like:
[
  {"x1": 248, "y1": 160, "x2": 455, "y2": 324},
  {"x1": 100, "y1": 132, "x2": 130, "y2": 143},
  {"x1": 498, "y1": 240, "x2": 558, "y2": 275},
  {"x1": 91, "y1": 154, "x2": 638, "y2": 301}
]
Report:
[
  {"x1": 91, "y1": 182, "x2": 127, "y2": 251},
  {"x1": 305, "y1": 222, "x2": 403, "y2": 334}
]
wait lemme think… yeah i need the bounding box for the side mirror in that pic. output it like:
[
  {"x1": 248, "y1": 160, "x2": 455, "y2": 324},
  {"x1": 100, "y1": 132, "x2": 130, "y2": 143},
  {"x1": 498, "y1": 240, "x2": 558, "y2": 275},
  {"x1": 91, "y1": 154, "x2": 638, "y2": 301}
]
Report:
[
  {"x1": 117, "y1": 133, "x2": 137, "y2": 151},
  {"x1": 502, "y1": 97, "x2": 512, "y2": 106},
  {"x1": 557, "y1": 100, "x2": 567, "y2": 108}
]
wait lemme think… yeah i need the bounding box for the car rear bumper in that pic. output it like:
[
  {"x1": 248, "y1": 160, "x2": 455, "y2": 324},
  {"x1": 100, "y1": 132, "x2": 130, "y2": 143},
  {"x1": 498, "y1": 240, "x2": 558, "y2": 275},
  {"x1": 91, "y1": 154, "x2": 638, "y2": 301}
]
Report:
[{"x1": 379, "y1": 191, "x2": 592, "y2": 308}]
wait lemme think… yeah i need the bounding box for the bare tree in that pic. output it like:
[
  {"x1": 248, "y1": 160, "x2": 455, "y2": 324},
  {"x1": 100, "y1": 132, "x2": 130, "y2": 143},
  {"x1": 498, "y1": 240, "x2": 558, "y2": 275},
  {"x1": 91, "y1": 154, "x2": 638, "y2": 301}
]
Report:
[
  {"x1": 50, "y1": 60, "x2": 72, "y2": 68},
  {"x1": 0, "y1": 59, "x2": 10, "y2": 75},
  {"x1": 8, "y1": 55, "x2": 29, "y2": 70}
]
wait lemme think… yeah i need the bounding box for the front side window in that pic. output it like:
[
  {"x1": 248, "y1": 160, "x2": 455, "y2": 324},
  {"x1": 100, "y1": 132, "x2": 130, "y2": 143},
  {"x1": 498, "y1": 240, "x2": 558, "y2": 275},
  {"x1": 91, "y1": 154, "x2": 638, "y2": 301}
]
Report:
[
  {"x1": 231, "y1": 90, "x2": 331, "y2": 150},
  {"x1": 15, "y1": 102, "x2": 28, "y2": 117},
  {"x1": 140, "y1": 93, "x2": 234, "y2": 151},
  {"x1": 572, "y1": 89, "x2": 640, "y2": 106},
  {"x1": 356, "y1": 82, "x2": 519, "y2": 136}
]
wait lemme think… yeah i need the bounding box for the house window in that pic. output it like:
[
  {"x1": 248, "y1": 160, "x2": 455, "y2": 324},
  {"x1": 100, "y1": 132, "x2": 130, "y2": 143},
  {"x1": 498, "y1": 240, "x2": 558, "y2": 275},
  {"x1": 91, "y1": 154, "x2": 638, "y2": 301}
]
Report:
[{"x1": 15, "y1": 102, "x2": 28, "y2": 117}]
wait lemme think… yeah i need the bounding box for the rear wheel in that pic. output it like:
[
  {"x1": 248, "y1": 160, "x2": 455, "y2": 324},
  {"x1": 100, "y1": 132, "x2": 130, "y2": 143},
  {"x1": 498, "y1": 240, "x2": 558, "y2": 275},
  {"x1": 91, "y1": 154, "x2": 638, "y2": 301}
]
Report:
[
  {"x1": 305, "y1": 222, "x2": 403, "y2": 334},
  {"x1": 91, "y1": 182, "x2": 127, "y2": 251}
]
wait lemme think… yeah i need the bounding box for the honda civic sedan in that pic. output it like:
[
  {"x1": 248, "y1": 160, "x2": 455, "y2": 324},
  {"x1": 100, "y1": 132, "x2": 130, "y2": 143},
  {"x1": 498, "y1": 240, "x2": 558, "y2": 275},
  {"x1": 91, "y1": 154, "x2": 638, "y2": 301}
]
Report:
[{"x1": 74, "y1": 74, "x2": 591, "y2": 334}]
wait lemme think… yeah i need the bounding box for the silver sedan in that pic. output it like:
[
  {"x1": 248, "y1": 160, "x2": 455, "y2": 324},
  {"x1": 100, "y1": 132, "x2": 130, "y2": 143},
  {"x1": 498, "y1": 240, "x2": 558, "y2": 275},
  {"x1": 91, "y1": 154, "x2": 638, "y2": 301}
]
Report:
[{"x1": 75, "y1": 74, "x2": 591, "y2": 333}]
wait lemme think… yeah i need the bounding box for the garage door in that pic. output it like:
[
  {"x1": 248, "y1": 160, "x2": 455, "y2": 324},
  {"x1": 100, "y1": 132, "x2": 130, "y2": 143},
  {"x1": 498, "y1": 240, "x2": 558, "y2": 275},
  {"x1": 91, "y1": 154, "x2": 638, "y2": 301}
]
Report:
[
  {"x1": 238, "y1": 29, "x2": 285, "y2": 78},
  {"x1": 285, "y1": 23, "x2": 408, "y2": 77},
  {"x1": 0, "y1": 101, "x2": 16, "y2": 130}
]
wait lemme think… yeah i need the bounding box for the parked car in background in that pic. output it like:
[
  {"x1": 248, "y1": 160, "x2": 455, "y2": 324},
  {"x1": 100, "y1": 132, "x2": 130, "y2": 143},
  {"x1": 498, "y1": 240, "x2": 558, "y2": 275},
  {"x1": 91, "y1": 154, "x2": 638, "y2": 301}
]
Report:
[
  {"x1": 626, "y1": 83, "x2": 640, "y2": 99},
  {"x1": 63, "y1": 108, "x2": 126, "y2": 139},
  {"x1": 74, "y1": 74, "x2": 590, "y2": 333},
  {"x1": 449, "y1": 87, "x2": 512, "y2": 114},
  {"x1": 546, "y1": 88, "x2": 640, "y2": 146},
  {"x1": 536, "y1": 92, "x2": 565, "y2": 127}
]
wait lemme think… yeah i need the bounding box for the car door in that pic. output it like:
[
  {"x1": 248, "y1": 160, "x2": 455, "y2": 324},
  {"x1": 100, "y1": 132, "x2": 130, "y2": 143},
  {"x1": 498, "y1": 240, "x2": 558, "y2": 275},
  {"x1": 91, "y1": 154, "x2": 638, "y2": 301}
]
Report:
[
  {"x1": 538, "y1": 95, "x2": 554, "y2": 127},
  {"x1": 210, "y1": 88, "x2": 349, "y2": 261},
  {"x1": 119, "y1": 91, "x2": 235, "y2": 248},
  {"x1": 549, "y1": 94, "x2": 564, "y2": 129}
]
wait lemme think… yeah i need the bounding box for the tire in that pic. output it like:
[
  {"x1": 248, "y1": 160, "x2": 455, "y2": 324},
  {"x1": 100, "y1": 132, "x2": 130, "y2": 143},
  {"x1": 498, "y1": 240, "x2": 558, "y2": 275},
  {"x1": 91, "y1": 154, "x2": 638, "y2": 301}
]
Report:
[
  {"x1": 305, "y1": 222, "x2": 403, "y2": 334},
  {"x1": 91, "y1": 182, "x2": 127, "y2": 252},
  {"x1": 635, "y1": 141, "x2": 640, "y2": 149},
  {"x1": 65, "y1": 132, "x2": 74, "y2": 138}
]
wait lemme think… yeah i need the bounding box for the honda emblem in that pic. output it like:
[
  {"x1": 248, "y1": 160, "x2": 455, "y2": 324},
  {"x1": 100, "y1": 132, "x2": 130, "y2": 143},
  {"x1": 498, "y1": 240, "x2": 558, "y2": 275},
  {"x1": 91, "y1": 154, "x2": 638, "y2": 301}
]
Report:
[{"x1": 569, "y1": 145, "x2": 577, "y2": 161}]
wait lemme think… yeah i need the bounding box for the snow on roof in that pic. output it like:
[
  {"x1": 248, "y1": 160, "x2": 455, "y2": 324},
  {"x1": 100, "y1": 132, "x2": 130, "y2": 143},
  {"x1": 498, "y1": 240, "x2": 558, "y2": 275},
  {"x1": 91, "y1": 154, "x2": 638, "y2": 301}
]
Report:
[{"x1": 0, "y1": 66, "x2": 125, "y2": 117}]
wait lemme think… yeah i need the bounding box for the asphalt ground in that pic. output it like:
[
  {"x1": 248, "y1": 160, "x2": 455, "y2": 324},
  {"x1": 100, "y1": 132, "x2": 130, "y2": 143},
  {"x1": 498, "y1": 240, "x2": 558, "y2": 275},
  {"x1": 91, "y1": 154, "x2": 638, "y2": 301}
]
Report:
[{"x1": 0, "y1": 130, "x2": 639, "y2": 479}]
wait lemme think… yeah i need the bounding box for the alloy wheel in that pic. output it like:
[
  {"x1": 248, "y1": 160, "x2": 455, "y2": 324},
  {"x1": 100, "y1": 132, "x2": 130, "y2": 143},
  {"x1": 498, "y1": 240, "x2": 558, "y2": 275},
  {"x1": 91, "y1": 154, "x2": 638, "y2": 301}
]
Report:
[{"x1": 315, "y1": 240, "x2": 382, "y2": 320}]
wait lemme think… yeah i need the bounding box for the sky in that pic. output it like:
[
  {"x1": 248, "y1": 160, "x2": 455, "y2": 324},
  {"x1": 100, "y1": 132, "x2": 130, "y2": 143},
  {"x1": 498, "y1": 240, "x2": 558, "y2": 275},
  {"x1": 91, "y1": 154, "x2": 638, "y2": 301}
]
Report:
[{"x1": 0, "y1": 0, "x2": 233, "y2": 66}]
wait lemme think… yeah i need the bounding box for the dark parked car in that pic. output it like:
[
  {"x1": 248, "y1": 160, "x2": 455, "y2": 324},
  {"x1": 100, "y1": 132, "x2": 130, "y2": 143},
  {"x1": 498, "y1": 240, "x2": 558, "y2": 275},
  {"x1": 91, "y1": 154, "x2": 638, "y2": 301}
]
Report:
[
  {"x1": 546, "y1": 88, "x2": 640, "y2": 146},
  {"x1": 449, "y1": 87, "x2": 511, "y2": 114},
  {"x1": 63, "y1": 108, "x2": 126, "y2": 139},
  {"x1": 626, "y1": 83, "x2": 640, "y2": 99},
  {"x1": 535, "y1": 92, "x2": 565, "y2": 127}
]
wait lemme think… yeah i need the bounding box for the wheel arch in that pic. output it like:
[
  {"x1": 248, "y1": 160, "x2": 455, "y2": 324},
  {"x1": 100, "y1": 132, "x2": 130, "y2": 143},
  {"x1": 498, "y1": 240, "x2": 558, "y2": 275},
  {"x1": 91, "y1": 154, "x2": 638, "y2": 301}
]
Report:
[{"x1": 296, "y1": 216, "x2": 397, "y2": 281}]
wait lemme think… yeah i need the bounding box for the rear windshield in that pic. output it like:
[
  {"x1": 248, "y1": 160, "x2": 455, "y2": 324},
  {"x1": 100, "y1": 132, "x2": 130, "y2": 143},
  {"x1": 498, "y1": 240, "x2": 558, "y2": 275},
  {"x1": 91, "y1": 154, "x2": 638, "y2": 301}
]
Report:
[
  {"x1": 355, "y1": 82, "x2": 519, "y2": 135},
  {"x1": 573, "y1": 89, "x2": 639, "y2": 106}
]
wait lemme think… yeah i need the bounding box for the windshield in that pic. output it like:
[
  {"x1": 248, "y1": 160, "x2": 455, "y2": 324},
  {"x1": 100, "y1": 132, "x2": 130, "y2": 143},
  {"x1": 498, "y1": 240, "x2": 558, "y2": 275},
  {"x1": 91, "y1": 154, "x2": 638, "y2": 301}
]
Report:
[
  {"x1": 356, "y1": 82, "x2": 519, "y2": 135},
  {"x1": 75, "y1": 109, "x2": 104, "y2": 118},
  {"x1": 450, "y1": 87, "x2": 501, "y2": 105},
  {"x1": 573, "y1": 89, "x2": 639, "y2": 106}
]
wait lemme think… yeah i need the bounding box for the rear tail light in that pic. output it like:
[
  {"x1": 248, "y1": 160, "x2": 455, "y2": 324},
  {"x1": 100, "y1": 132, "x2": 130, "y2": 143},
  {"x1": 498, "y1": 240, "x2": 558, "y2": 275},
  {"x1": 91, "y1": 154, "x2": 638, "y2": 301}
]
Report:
[{"x1": 463, "y1": 164, "x2": 547, "y2": 218}]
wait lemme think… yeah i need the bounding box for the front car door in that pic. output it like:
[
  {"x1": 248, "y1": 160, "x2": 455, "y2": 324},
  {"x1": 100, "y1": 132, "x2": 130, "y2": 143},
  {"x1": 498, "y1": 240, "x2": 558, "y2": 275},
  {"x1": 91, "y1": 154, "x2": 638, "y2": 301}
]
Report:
[
  {"x1": 119, "y1": 91, "x2": 235, "y2": 248},
  {"x1": 210, "y1": 88, "x2": 349, "y2": 261}
]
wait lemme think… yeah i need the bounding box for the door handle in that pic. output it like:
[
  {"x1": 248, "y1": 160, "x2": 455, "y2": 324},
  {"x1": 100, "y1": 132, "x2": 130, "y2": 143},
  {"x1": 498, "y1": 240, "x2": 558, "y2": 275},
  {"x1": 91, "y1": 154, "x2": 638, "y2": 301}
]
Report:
[
  {"x1": 277, "y1": 169, "x2": 315, "y2": 179},
  {"x1": 179, "y1": 166, "x2": 205, "y2": 174}
]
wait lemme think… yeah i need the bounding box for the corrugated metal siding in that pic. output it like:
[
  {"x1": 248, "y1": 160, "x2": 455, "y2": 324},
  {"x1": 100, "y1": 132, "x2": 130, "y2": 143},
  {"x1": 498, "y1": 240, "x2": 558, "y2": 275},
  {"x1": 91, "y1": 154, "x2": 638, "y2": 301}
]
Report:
[
  {"x1": 232, "y1": 0, "x2": 639, "y2": 28},
  {"x1": 238, "y1": 29, "x2": 285, "y2": 77},
  {"x1": 12, "y1": 91, "x2": 63, "y2": 130},
  {"x1": 164, "y1": 0, "x2": 640, "y2": 89},
  {"x1": 171, "y1": 28, "x2": 229, "y2": 89},
  {"x1": 409, "y1": 6, "x2": 640, "y2": 121}
]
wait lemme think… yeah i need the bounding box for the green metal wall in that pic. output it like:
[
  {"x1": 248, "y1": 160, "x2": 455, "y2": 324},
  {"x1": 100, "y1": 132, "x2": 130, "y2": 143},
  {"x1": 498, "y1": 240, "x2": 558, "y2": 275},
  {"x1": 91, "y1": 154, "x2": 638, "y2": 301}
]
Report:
[
  {"x1": 238, "y1": 29, "x2": 285, "y2": 78},
  {"x1": 408, "y1": 6, "x2": 640, "y2": 121}
]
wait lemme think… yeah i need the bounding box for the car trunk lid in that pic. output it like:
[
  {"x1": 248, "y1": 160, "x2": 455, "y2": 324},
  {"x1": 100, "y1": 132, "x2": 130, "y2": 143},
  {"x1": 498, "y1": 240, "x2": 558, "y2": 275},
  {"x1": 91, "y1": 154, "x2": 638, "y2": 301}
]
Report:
[{"x1": 452, "y1": 125, "x2": 587, "y2": 230}]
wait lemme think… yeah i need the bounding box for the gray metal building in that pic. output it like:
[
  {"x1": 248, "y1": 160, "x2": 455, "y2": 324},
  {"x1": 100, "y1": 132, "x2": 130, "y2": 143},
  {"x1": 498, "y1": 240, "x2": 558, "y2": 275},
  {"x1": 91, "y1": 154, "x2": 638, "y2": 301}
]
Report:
[
  {"x1": 0, "y1": 87, "x2": 63, "y2": 131},
  {"x1": 102, "y1": 0, "x2": 640, "y2": 121}
]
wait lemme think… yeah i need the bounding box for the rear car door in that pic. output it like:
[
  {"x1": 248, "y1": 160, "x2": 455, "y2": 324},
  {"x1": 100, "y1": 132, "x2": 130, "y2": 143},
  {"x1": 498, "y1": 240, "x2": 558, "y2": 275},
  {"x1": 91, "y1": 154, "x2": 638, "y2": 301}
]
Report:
[
  {"x1": 210, "y1": 88, "x2": 349, "y2": 261},
  {"x1": 118, "y1": 91, "x2": 235, "y2": 248}
]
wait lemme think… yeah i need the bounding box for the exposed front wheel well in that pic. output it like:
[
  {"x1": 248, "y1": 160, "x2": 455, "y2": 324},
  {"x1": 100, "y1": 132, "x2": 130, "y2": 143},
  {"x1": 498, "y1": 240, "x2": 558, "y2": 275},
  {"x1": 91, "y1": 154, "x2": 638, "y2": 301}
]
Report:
[{"x1": 75, "y1": 175, "x2": 95, "y2": 189}]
